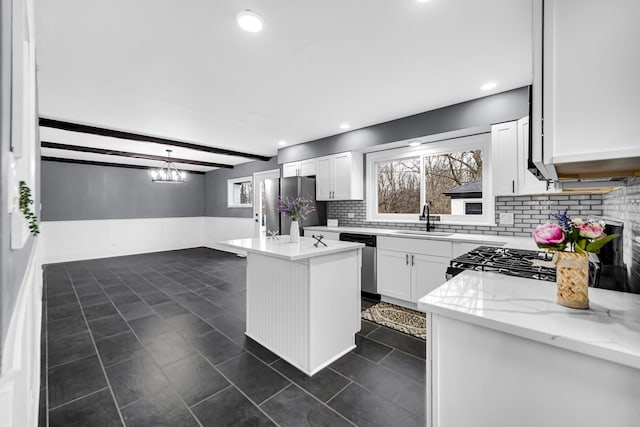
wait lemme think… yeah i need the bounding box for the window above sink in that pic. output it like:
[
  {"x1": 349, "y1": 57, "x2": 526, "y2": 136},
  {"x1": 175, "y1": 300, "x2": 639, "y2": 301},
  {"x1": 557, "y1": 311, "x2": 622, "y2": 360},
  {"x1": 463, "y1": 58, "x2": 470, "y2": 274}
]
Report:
[{"x1": 366, "y1": 133, "x2": 495, "y2": 225}]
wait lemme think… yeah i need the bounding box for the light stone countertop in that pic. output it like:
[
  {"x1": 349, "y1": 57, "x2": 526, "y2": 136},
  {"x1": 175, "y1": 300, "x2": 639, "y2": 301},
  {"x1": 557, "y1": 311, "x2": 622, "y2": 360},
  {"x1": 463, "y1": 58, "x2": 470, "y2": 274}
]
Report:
[
  {"x1": 304, "y1": 225, "x2": 539, "y2": 250},
  {"x1": 218, "y1": 236, "x2": 364, "y2": 261},
  {"x1": 418, "y1": 270, "x2": 640, "y2": 369}
]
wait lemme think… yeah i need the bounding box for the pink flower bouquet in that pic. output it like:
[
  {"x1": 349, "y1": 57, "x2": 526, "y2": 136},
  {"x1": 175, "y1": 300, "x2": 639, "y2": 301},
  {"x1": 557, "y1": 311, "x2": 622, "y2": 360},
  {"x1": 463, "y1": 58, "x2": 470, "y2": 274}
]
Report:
[{"x1": 533, "y1": 210, "x2": 618, "y2": 253}]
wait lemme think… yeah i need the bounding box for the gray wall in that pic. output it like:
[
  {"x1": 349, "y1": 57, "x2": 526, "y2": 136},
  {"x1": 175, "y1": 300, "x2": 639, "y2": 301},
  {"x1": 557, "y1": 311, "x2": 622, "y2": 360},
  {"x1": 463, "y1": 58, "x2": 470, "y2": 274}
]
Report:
[
  {"x1": 41, "y1": 161, "x2": 206, "y2": 221},
  {"x1": 0, "y1": 0, "x2": 39, "y2": 368},
  {"x1": 278, "y1": 87, "x2": 530, "y2": 163},
  {"x1": 205, "y1": 157, "x2": 279, "y2": 218}
]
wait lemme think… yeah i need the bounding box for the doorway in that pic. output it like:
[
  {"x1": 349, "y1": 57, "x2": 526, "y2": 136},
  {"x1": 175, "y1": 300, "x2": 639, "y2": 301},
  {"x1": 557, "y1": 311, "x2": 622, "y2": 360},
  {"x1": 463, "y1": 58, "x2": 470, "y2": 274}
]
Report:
[{"x1": 253, "y1": 169, "x2": 280, "y2": 237}]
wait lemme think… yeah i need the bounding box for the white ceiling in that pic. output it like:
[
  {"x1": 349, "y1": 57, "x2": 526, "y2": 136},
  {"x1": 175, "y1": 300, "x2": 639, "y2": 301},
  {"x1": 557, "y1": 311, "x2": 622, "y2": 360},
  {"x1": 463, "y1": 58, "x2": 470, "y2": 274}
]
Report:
[{"x1": 35, "y1": 0, "x2": 533, "y2": 169}]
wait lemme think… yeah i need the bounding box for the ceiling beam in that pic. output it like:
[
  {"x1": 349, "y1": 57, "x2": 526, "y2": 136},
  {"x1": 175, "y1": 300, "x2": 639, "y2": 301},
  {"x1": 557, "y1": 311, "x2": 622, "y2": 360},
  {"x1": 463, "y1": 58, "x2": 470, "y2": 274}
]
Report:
[
  {"x1": 41, "y1": 141, "x2": 233, "y2": 169},
  {"x1": 41, "y1": 157, "x2": 206, "y2": 174},
  {"x1": 39, "y1": 117, "x2": 272, "y2": 162}
]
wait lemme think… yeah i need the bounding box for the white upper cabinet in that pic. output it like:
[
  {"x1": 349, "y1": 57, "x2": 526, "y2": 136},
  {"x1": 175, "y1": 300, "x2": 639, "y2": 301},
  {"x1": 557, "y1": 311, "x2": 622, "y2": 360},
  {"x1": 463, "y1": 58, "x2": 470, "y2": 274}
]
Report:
[
  {"x1": 299, "y1": 159, "x2": 316, "y2": 176},
  {"x1": 315, "y1": 152, "x2": 363, "y2": 201},
  {"x1": 282, "y1": 163, "x2": 299, "y2": 178},
  {"x1": 491, "y1": 121, "x2": 519, "y2": 196},
  {"x1": 492, "y1": 117, "x2": 547, "y2": 196},
  {"x1": 316, "y1": 156, "x2": 332, "y2": 200},
  {"x1": 534, "y1": 0, "x2": 640, "y2": 179},
  {"x1": 282, "y1": 158, "x2": 317, "y2": 178}
]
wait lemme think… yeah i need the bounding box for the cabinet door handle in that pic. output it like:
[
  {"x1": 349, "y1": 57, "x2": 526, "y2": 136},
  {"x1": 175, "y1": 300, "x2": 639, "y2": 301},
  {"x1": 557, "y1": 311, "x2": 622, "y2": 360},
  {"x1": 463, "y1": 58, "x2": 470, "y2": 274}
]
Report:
[
  {"x1": 411, "y1": 255, "x2": 415, "y2": 266},
  {"x1": 512, "y1": 180, "x2": 515, "y2": 193},
  {"x1": 405, "y1": 254, "x2": 409, "y2": 265}
]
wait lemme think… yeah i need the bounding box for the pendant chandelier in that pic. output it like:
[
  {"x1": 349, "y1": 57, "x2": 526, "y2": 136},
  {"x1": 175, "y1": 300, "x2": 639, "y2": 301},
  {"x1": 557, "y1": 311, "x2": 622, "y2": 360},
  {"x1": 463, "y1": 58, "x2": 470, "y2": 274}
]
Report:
[{"x1": 150, "y1": 150, "x2": 186, "y2": 183}]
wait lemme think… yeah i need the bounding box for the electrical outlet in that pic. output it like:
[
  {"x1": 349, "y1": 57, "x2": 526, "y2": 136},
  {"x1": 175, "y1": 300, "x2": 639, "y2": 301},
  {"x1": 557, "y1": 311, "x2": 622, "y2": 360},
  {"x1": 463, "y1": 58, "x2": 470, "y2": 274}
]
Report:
[
  {"x1": 347, "y1": 212, "x2": 355, "y2": 219},
  {"x1": 499, "y1": 212, "x2": 514, "y2": 225}
]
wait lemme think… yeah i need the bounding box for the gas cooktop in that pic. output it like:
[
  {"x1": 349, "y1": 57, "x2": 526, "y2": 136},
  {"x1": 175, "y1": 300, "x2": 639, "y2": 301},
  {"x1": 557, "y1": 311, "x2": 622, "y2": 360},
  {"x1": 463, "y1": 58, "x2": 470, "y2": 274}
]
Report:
[{"x1": 448, "y1": 246, "x2": 557, "y2": 282}]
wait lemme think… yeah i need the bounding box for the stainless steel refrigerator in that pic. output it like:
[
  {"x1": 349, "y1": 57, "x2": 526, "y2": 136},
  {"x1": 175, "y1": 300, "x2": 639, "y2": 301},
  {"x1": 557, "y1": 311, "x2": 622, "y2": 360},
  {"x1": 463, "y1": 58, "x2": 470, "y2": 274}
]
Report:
[{"x1": 262, "y1": 177, "x2": 326, "y2": 236}]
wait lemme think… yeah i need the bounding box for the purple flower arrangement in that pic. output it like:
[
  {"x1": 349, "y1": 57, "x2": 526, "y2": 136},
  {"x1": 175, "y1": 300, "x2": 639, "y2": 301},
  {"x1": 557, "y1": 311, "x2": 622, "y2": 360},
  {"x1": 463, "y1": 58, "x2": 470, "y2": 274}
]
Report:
[
  {"x1": 277, "y1": 196, "x2": 316, "y2": 222},
  {"x1": 533, "y1": 210, "x2": 618, "y2": 253}
]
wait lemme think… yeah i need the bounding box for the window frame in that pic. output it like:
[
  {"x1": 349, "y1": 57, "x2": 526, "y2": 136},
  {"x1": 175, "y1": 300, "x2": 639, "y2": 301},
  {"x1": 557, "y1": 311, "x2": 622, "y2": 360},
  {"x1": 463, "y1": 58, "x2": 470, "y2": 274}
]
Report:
[
  {"x1": 227, "y1": 176, "x2": 253, "y2": 208},
  {"x1": 366, "y1": 133, "x2": 494, "y2": 225}
]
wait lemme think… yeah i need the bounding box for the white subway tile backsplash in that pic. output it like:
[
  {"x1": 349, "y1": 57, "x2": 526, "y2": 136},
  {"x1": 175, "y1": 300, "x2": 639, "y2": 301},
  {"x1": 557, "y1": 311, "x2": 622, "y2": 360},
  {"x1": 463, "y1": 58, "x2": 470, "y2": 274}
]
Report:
[{"x1": 326, "y1": 193, "x2": 609, "y2": 237}]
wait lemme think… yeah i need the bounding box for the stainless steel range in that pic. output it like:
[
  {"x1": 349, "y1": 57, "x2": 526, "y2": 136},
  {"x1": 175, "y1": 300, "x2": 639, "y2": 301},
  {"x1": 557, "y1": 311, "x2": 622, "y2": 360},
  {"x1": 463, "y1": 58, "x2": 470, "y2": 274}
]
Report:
[{"x1": 446, "y1": 246, "x2": 557, "y2": 282}]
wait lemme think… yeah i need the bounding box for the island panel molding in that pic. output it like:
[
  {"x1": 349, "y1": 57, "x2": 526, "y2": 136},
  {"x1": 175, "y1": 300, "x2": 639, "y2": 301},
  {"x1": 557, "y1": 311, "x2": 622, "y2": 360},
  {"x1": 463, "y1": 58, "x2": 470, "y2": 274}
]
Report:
[{"x1": 222, "y1": 237, "x2": 363, "y2": 375}]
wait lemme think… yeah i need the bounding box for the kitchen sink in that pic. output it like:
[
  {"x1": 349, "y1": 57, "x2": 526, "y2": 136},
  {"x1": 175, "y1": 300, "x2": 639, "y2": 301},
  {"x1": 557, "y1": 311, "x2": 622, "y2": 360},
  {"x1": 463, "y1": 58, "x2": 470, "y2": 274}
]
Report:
[{"x1": 389, "y1": 230, "x2": 454, "y2": 237}]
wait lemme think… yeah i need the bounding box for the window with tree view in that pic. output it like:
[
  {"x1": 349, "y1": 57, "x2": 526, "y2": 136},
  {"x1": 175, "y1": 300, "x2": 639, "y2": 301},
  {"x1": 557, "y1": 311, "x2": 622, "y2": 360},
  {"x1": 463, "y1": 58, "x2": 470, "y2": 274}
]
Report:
[
  {"x1": 424, "y1": 150, "x2": 482, "y2": 215},
  {"x1": 369, "y1": 133, "x2": 490, "y2": 223},
  {"x1": 377, "y1": 158, "x2": 421, "y2": 213}
]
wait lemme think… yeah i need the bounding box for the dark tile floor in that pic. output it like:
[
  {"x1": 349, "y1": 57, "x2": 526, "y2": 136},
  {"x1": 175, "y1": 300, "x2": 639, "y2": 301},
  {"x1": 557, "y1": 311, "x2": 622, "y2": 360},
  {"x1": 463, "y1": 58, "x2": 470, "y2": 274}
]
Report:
[{"x1": 40, "y1": 248, "x2": 426, "y2": 426}]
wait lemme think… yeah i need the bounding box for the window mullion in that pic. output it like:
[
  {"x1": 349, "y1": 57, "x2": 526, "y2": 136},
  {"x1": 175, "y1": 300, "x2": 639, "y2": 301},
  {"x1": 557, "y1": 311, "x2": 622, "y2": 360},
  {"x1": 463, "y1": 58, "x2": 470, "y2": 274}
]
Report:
[{"x1": 420, "y1": 155, "x2": 426, "y2": 208}]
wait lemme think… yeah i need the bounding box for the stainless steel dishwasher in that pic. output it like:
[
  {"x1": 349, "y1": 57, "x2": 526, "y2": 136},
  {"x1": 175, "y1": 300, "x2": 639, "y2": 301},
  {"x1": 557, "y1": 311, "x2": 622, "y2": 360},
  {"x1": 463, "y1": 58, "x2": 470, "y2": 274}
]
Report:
[{"x1": 339, "y1": 233, "x2": 378, "y2": 297}]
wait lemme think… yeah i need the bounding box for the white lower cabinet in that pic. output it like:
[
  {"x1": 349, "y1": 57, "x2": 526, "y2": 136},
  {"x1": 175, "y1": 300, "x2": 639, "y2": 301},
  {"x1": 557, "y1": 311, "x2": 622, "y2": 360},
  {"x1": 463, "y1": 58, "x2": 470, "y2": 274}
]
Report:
[
  {"x1": 412, "y1": 254, "x2": 450, "y2": 303},
  {"x1": 378, "y1": 247, "x2": 449, "y2": 304},
  {"x1": 377, "y1": 249, "x2": 412, "y2": 301}
]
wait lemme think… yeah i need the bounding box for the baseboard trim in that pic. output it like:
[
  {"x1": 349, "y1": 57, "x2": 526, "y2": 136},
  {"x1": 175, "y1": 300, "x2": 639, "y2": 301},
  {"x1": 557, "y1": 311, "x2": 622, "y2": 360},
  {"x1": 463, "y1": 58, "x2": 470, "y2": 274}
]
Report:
[{"x1": 41, "y1": 242, "x2": 204, "y2": 265}]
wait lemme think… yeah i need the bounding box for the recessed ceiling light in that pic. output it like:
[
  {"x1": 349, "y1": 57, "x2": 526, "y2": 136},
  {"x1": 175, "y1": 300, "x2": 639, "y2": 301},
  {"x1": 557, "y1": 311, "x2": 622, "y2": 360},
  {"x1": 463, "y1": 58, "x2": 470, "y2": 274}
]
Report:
[
  {"x1": 278, "y1": 140, "x2": 287, "y2": 146},
  {"x1": 339, "y1": 122, "x2": 351, "y2": 130},
  {"x1": 409, "y1": 141, "x2": 421, "y2": 147},
  {"x1": 480, "y1": 81, "x2": 497, "y2": 91},
  {"x1": 237, "y1": 10, "x2": 264, "y2": 33},
  {"x1": 417, "y1": 0, "x2": 431, "y2": 3}
]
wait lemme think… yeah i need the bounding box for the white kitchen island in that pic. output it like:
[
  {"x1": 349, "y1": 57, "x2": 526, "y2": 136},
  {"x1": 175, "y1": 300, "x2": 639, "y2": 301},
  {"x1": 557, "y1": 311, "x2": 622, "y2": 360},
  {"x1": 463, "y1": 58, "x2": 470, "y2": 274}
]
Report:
[
  {"x1": 220, "y1": 236, "x2": 363, "y2": 376},
  {"x1": 418, "y1": 271, "x2": 640, "y2": 427}
]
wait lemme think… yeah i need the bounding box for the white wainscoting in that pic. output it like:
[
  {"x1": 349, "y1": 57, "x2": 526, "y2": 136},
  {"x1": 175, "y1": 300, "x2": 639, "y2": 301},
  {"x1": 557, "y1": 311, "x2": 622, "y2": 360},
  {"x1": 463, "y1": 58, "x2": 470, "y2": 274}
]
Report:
[
  {"x1": 40, "y1": 217, "x2": 206, "y2": 264},
  {"x1": 0, "y1": 239, "x2": 42, "y2": 427},
  {"x1": 40, "y1": 216, "x2": 258, "y2": 263},
  {"x1": 203, "y1": 216, "x2": 254, "y2": 255}
]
